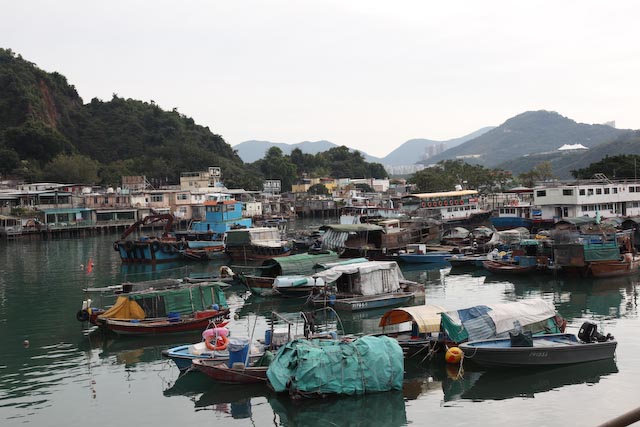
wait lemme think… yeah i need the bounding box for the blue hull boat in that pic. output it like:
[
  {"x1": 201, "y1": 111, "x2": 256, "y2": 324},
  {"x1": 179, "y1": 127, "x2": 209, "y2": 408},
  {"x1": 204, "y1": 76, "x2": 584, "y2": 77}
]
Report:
[
  {"x1": 397, "y1": 251, "x2": 452, "y2": 264},
  {"x1": 162, "y1": 343, "x2": 263, "y2": 372}
]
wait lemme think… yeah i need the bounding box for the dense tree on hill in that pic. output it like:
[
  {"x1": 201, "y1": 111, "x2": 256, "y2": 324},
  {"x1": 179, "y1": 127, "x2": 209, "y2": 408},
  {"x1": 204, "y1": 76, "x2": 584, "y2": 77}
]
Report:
[
  {"x1": 571, "y1": 154, "x2": 640, "y2": 180},
  {"x1": 0, "y1": 48, "x2": 261, "y2": 188},
  {"x1": 518, "y1": 162, "x2": 555, "y2": 187},
  {"x1": 42, "y1": 154, "x2": 99, "y2": 183},
  {"x1": 251, "y1": 147, "x2": 298, "y2": 192},
  {"x1": 408, "y1": 159, "x2": 509, "y2": 194},
  {"x1": 355, "y1": 183, "x2": 375, "y2": 193},
  {"x1": 307, "y1": 183, "x2": 330, "y2": 195}
]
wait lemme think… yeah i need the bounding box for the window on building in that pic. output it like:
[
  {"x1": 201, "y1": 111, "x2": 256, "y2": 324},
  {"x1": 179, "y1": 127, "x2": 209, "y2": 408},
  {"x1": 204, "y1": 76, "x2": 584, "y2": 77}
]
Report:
[
  {"x1": 150, "y1": 195, "x2": 163, "y2": 203},
  {"x1": 613, "y1": 188, "x2": 618, "y2": 194},
  {"x1": 579, "y1": 189, "x2": 585, "y2": 195},
  {"x1": 604, "y1": 188, "x2": 610, "y2": 194},
  {"x1": 562, "y1": 189, "x2": 573, "y2": 196},
  {"x1": 536, "y1": 190, "x2": 546, "y2": 197},
  {"x1": 587, "y1": 189, "x2": 594, "y2": 195},
  {"x1": 596, "y1": 188, "x2": 602, "y2": 195}
]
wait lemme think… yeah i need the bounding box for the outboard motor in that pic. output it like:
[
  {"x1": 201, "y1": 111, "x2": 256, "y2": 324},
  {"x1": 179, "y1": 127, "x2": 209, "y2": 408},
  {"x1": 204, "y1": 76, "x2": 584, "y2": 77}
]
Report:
[{"x1": 578, "y1": 321, "x2": 613, "y2": 342}]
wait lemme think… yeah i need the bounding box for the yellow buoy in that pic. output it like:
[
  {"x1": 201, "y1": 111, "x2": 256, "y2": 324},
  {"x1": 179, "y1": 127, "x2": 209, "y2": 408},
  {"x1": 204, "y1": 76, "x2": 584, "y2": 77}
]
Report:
[{"x1": 445, "y1": 346, "x2": 463, "y2": 364}]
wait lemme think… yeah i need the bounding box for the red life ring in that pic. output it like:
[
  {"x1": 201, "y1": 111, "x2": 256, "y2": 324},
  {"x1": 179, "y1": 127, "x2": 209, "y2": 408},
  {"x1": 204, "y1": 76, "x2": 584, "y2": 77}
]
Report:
[
  {"x1": 421, "y1": 202, "x2": 426, "y2": 208},
  {"x1": 444, "y1": 201, "x2": 448, "y2": 206},
  {"x1": 438, "y1": 201, "x2": 443, "y2": 207},
  {"x1": 205, "y1": 334, "x2": 229, "y2": 351},
  {"x1": 449, "y1": 200, "x2": 453, "y2": 206},
  {"x1": 427, "y1": 202, "x2": 432, "y2": 208}
]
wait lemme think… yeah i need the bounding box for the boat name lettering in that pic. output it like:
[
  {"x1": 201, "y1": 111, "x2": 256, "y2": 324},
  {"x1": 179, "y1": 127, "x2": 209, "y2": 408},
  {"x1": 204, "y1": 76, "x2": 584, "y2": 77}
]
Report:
[{"x1": 528, "y1": 351, "x2": 548, "y2": 357}]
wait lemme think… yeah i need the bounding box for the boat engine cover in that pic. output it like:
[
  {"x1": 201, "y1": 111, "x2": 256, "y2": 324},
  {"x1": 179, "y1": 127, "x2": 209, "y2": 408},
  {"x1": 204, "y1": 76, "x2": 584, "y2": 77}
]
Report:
[{"x1": 578, "y1": 321, "x2": 605, "y2": 343}]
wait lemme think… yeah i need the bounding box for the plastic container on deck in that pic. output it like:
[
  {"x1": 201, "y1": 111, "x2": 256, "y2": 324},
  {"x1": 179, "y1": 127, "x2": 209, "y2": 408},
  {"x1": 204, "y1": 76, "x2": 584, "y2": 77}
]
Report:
[{"x1": 227, "y1": 337, "x2": 250, "y2": 368}]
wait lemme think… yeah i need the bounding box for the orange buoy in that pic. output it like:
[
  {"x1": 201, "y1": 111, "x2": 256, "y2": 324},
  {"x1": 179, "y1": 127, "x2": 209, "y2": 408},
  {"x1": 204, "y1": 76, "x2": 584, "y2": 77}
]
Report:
[{"x1": 445, "y1": 346, "x2": 463, "y2": 364}]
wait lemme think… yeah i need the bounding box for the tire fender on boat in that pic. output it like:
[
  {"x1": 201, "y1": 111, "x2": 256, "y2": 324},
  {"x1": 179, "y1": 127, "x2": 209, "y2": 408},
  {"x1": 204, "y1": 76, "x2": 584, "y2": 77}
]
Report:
[{"x1": 76, "y1": 309, "x2": 89, "y2": 322}]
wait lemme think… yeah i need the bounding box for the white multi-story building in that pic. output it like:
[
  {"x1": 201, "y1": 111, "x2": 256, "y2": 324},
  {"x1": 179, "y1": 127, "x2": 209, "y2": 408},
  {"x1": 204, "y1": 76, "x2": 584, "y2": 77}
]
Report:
[{"x1": 533, "y1": 178, "x2": 640, "y2": 220}]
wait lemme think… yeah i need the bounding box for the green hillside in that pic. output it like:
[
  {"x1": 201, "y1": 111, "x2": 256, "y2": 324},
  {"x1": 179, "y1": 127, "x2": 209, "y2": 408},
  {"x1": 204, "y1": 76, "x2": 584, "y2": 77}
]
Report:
[{"x1": 0, "y1": 48, "x2": 260, "y2": 189}]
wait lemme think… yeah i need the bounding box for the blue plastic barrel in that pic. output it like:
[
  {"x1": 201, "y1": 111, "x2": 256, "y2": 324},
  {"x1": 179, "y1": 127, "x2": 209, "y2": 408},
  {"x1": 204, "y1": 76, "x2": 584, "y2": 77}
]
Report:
[
  {"x1": 265, "y1": 329, "x2": 272, "y2": 346},
  {"x1": 227, "y1": 337, "x2": 250, "y2": 368}
]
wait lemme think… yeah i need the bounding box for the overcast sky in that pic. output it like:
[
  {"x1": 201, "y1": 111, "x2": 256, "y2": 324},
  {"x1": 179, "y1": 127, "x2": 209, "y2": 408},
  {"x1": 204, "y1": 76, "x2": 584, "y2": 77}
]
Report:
[{"x1": 4, "y1": 1, "x2": 640, "y2": 157}]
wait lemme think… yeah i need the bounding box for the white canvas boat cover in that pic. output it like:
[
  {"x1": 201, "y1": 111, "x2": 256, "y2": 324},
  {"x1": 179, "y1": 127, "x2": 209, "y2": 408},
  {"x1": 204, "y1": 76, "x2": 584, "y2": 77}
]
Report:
[
  {"x1": 441, "y1": 298, "x2": 557, "y2": 342},
  {"x1": 488, "y1": 299, "x2": 556, "y2": 335},
  {"x1": 312, "y1": 261, "x2": 404, "y2": 295}
]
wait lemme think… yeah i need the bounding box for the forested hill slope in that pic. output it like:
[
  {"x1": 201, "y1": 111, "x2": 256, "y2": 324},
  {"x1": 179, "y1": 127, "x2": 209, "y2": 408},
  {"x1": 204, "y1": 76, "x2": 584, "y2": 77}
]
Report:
[{"x1": 0, "y1": 48, "x2": 259, "y2": 189}]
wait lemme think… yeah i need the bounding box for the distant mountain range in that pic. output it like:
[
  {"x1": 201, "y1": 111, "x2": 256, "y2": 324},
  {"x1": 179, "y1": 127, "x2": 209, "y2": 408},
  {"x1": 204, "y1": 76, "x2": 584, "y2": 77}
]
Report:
[
  {"x1": 422, "y1": 111, "x2": 628, "y2": 169},
  {"x1": 497, "y1": 129, "x2": 640, "y2": 179},
  {"x1": 233, "y1": 127, "x2": 494, "y2": 165},
  {"x1": 234, "y1": 111, "x2": 638, "y2": 179}
]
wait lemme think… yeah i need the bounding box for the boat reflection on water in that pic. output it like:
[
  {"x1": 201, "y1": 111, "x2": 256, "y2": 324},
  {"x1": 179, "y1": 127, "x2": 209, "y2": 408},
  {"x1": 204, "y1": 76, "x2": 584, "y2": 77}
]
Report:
[
  {"x1": 164, "y1": 373, "x2": 271, "y2": 419},
  {"x1": 164, "y1": 368, "x2": 407, "y2": 424},
  {"x1": 82, "y1": 329, "x2": 202, "y2": 367},
  {"x1": 268, "y1": 390, "x2": 407, "y2": 427},
  {"x1": 400, "y1": 262, "x2": 452, "y2": 283},
  {"x1": 196, "y1": 383, "x2": 269, "y2": 419},
  {"x1": 442, "y1": 358, "x2": 619, "y2": 401}
]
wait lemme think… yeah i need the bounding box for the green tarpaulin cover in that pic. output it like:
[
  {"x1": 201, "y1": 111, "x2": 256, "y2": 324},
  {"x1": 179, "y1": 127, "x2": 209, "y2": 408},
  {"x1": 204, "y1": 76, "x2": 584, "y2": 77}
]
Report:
[{"x1": 267, "y1": 336, "x2": 404, "y2": 397}]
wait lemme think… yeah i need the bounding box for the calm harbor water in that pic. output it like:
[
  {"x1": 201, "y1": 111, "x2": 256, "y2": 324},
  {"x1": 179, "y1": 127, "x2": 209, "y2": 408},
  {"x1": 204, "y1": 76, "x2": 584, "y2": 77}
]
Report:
[{"x1": 1, "y1": 232, "x2": 639, "y2": 426}]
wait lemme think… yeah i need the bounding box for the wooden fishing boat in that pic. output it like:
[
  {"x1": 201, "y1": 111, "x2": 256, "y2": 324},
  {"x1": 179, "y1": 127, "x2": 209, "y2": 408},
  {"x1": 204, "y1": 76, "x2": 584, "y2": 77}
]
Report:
[
  {"x1": 114, "y1": 214, "x2": 188, "y2": 264},
  {"x1": 81, "y1": 281, "x2": 230, "y2": 336},
  {"x1": 237, "y1": 250, "x2": 342, "y2": 296},
  {"x1": 310, "y1": 260, "x2": 422, "y2": 311},
  {"x1": 460, "y1": 331, "x2": 617, "y2": 368},
  {"x1": 589, "y1": 253, "x2": 640, "y2": 278},
  {"x1": 482, "y1": 259, "x2": 538, "y2": 274},
  {"x1": 97, "y1": 309, "x2": 229, "y2": 336},
  {"x1": 225, "y1": 227, "x2": 292, "y2": 261},
  {"x1": 192, "y1": 359, "x2": 269, "y2": 384}
]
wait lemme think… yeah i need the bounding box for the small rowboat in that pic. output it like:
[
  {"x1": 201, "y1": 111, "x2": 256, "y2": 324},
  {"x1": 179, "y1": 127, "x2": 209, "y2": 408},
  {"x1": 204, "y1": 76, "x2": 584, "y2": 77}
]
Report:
[
  {"x1": 482, "y1": 259, "x2": 537, "y2": 274},
  {"x1": 192, "y1": 359, "x2": 269, "y2": 384}
]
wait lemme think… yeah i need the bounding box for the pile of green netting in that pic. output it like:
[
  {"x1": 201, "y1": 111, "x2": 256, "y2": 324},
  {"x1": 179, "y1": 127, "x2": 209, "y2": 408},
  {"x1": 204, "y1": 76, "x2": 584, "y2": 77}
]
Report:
[{"x1": 267, "y1": 335, "x2": 404, "y2": 398}]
